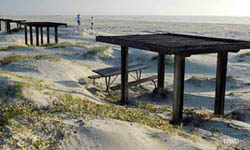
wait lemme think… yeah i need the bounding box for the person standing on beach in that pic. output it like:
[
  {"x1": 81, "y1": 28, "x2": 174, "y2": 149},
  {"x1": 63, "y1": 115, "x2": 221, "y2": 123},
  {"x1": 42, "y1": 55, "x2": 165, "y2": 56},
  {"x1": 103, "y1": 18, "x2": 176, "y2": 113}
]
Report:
[
  {"x1": 76, "y1": 14, "x2": 81, "y2": 31},
  {"x1": 89, "y1": 16, "x2": 94, "y2": 30}
]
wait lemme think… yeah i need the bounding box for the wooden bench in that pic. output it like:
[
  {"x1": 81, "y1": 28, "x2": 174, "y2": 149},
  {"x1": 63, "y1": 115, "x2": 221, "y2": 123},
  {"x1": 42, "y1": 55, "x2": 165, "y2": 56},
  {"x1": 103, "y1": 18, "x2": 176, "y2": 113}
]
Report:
[
  {"x1": 110, "y1": 75, "x2": 157, "y2": 91},
  {"x1": 88, "y1": 74, "x2": 102, "y2": 85}
]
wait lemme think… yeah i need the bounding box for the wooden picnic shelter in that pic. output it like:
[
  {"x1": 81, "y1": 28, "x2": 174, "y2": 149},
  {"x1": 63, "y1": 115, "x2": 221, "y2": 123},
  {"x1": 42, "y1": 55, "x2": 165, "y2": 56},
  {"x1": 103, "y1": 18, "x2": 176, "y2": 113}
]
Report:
[
  {"x1": 0, "y1": 19, "x2": 26, "y2": 34},
  {"x1": 22, "y1": 22, "x2": 67, "y2": 46},
  {"x1": 96, "y1": 33, "x2": 250, "y2": 125}
]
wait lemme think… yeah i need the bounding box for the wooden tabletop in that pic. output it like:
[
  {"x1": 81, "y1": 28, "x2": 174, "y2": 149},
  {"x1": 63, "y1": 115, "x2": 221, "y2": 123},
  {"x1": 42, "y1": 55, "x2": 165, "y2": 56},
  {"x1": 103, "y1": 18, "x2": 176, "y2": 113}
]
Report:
[
  {"x1": 93, "y1": 64, "x2": 151, "y2": 77},
  {"x1": 22, "y1": 22, "x2": 67, "y2": 27},
  {"x1": 96, "y1": 33, "x2": 250, "y2": 55}
]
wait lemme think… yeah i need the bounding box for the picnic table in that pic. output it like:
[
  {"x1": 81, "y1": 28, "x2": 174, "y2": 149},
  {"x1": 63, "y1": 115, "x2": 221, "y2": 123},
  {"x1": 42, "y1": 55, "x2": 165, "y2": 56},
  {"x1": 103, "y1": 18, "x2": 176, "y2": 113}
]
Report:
[
  {"x1": 89, "y1": 64, "x2": 157, "y2": 93},
  {"x1": 96, "y1": 33, "x2": 250, "y2": 125}
]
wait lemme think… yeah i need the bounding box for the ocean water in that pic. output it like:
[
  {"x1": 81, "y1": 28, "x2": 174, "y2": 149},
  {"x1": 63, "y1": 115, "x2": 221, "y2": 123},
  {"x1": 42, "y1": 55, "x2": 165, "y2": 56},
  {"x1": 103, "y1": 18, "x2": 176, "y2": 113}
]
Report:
[{"x1": 1, "y1": 15, "x2": 250, "y2": 40}]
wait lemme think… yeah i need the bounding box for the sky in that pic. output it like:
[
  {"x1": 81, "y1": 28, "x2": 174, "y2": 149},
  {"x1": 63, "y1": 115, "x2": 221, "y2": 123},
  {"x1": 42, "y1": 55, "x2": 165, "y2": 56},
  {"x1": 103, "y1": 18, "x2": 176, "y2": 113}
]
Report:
[{"x1": 1, "y1": 0, "x2": 250, "y2": 16}]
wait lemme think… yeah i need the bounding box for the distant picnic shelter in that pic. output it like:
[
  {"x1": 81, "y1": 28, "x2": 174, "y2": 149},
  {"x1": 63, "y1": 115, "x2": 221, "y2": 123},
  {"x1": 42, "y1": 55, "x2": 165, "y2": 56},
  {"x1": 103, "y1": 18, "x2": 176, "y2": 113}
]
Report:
[
  {"x1": 96, "y1": 33, "x2": 250, "y2": 125},
  {"x1": 0, "y1": 19, "x2": 26, "y2": 34},
  {"x1": 22, "y1": 22, "x2": 67, "y2": 46}
]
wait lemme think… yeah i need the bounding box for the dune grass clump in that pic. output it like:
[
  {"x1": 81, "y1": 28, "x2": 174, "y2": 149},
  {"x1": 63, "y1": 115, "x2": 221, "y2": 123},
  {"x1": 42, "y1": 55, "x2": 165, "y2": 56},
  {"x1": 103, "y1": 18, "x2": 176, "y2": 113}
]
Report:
[
  {"x1": 0, "y1": 36, "x2": 7, "y2": 39},
  {"x1": 84, "y1": 46, "x2": 113, "y2": 60},
  {"x1": 0, "y1": 45, "x2": 27, "y2": 51},
  {"x1": 0, "y1": 96, "x2": 22, "y2": 128},
  {"x1": 0, "y1": 82, "x2": 24, "y2": 128},
  {"x1": 53, "y1": 93, "x2": 179, "y2": 133},
  {"x1": 42, "y1": 42, "x2": 89, "y2": 49},
  {"x1": 2, "y1": 83, "x2": 24, "y2": 98},
  {"x1": 0, "y1": 55, "x2": 26, "y2": 65},
  {"x1": 0, "y1": 54, "x2": 59, "y2": 66},
  {"x1": 0, "y1": 89, "x2": 185, "y2": 149}
]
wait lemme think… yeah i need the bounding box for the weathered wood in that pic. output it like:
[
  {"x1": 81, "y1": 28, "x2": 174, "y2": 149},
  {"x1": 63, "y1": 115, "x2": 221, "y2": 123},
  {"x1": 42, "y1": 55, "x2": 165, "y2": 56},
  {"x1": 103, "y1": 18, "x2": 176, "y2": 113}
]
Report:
[
  {"x1": 55, "y1": 27, "x2": 58, "y2": 43},
  {"x1": 88, "y1": 74, "x2": 102, "y2": 85},
  {"x1": 7, "y1": 21, "x2": 11, "y2": 34},
  {"x1": 40, "y1": 27, "x2": 43, "y2": 45},
  {"x1": 96, "y1": 34, "x2": 250, "y2": 55},
  {"x1": 158, "y1": 52, "x2": 165, "y2": 89},
  {"x1": 47, "y1": 27, "x2": 50, "y2": 44},
  {"x1": 88, "y1": 75, "x2": 102, "y2": 80},
  {"x1": 121, "y1": 46, "x2": 129, "y2": 104},
  {"x1": 214, "y1": 52, "x2": 228, "y2": 115},
  {"x1": 36, "y1": 27, "x2": 39, "y2": 46},
  {"x1": 110, "y1": 75, "x2": 157, "y2": 91},
  {"x1": 22, "y1": 22, "x2": 67, "y2": 27},
  {"x1": 24, "y1": 25, "x2": 28, "y2": 45},
  {"x1": 29, "y1": 26, "x2": 33, "y2": 45},
  {"x1": 5, "y1": 21, "x2": 7, "y2": 31},
  {"x1": 171, "y1": 55, "x2": 185, "y2": 125}
]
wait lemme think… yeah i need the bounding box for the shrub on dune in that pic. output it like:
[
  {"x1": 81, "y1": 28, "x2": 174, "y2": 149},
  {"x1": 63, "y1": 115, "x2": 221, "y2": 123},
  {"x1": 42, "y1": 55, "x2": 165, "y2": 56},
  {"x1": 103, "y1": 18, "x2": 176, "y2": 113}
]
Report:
[
  {"x1": 0, "y1": 45, "x2": 27, "y2": 51},
  {"x1": 84, "y1": 46, "x2": 113, "y2": 60},
  {"x1": 0, "y1": 54, "x2": 59, "y2": 66}
]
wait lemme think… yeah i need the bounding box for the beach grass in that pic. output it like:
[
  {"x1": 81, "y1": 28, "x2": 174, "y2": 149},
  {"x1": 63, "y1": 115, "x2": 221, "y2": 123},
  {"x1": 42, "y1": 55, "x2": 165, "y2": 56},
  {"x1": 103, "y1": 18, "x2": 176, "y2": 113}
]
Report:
[
  {"x1": 41, "y1": 41, "x2": 90, "y2": 49},
  {"x1": 0, "y1": 54, "x2": 60, "y2": 66},
  {"x1": 84, "y1": 46, "x2": 112, "y2": 60},
  {"x1": 0, "y1": 45, "x2": 27, "y2": 51}
]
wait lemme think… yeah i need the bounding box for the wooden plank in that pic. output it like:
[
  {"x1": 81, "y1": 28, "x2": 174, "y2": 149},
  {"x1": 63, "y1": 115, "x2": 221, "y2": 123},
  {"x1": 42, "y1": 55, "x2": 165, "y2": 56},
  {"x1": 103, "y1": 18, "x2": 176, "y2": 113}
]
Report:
[
  {"x1": 158, "y1": 52, "x2": 165, "y2": 89},
  {"x1": 88, "y1": 75, "x2": 102, "y2": 79},
  {"x1": 121, "y1": 46, "x2": 128, "y2": 105},
  {"x1": 24, "y1": 25, "x2": 28, "y2": 45},
  {"x1": 55, "y1": 27, "x2": 58, "y2": 43},
  {"x1": 171, "y1": 55, "x2": 185, "y2": 125},
  {"x1": 110, "y1": 75, "x2": 157, "y2": 91},
  {"x1": 47, "y1": 27, "x2": 50, "y2": 44},
  {"x1": 214, "y1": 52, "x2": 228, "y2": 115},
  {"x1": 36, "y1": 27, "x2": 39, "y2": 46},
  {"x1": 29, "y1": 26, "x2": 33, "y2": 45},
  {"x1": 40, "y1": 27, "x2": 43, "y2": 45},
  {"x1": 23, "y1": 22, "x2": 67, "y2": 27}
]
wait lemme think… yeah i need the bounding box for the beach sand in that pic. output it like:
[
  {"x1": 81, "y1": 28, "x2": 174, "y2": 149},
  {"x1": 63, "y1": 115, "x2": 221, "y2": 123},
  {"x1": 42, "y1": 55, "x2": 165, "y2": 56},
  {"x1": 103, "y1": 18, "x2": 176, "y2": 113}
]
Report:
[{"x1": 0, "y1": 16, "x2": 250, "y2": 149}]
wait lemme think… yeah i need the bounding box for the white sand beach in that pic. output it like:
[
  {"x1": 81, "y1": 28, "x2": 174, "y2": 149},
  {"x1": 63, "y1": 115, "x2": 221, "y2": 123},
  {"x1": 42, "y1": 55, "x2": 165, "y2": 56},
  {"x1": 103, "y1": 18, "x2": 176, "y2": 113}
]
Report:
[{"x1": 0, "y1": 15, "x2": 250, "y2": 150}]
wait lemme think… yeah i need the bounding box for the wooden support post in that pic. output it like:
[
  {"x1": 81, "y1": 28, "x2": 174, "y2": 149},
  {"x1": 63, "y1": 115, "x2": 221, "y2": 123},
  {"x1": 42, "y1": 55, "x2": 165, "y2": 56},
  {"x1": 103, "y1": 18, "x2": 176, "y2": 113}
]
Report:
[
  {"x1": 18, "y1": 23, "x2": 21, "y2": 29},
  {"x1": 171, "y1": 55, "x2": 185, "y2": 125},
  {"x1": 5, "y1": 22, "x2": 7, "y2": 32},
  {"x1": 36, "y1": 27, "x2": 39, "y2": 46},
  {"x1": 30, "y1": 26, "x2": 33, "y2": 45},
  {"x1": 158, "y1": 52, "x2": 165, "y2": 89},
  {"x1": 121, "y1": 46, "x2": 129, "y2": 105},
  {"x1": 47, "y1": 27, "x2": 50, "y2": 44},
  {"x1": 214, "y1": 52, "x2": 228, "y2": 115},
  {"x1": 24, "y1": 25, "x2": 28, "y2": 45},
  {"x1": 0, "y1": 21, "x2": 1, "y2": 31},
  {"x1": 7, "y1": 22, "x2": 11, "y2": 34},
  {"x1": 40, "y1": 27, "x2": 43, "y2": 45},
  {"x1": 55, "y1": 27, "x2": 58, "y2": 43}
]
